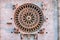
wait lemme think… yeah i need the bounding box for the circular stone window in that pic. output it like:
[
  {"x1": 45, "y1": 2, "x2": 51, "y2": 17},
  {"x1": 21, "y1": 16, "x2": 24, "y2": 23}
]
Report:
[{"x1": 14, "y1": 3, "x2": 44, "y2": 32}]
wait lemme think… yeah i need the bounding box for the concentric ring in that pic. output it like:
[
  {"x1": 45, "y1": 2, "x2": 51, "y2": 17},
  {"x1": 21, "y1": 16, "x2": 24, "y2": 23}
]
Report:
[{"x1": 14, "y1": 3, "x2": 44, "y2": 32}]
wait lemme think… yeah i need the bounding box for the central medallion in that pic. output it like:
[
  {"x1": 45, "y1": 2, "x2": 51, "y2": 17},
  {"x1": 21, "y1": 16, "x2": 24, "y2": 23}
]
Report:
[{"x1": 26, "y1": 16, "x2": 31, "y2": 21}]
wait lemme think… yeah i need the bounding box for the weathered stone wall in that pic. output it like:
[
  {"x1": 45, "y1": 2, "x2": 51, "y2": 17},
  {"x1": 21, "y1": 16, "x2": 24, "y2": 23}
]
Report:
[
  {"x1": 58, "y1": 0, "x2": 60, "y2": 40},
  {"x1": 0, "y1": 0, "x2": 59, "y2": 40}
]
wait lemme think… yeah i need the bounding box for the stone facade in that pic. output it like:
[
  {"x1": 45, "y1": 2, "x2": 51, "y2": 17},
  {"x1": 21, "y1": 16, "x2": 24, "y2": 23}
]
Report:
[{"x1": 58, "y1": 0, "x2": 60, "y2": 40}]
